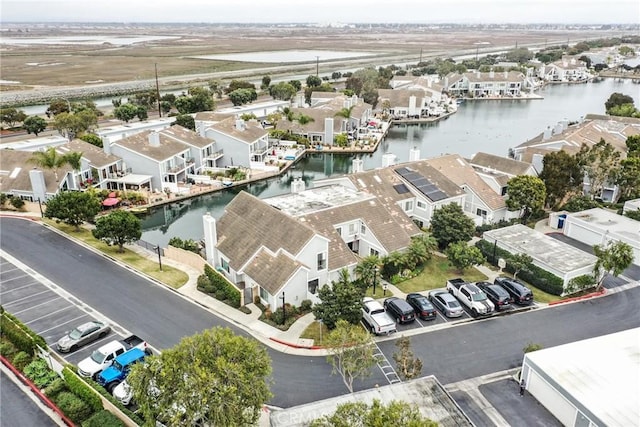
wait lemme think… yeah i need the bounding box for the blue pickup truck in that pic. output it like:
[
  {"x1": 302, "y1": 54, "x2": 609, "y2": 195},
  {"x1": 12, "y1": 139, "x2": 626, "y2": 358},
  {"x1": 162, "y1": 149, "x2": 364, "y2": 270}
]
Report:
[{"x1": 97, "y1": 347, "x2": 147, "y2": 393}]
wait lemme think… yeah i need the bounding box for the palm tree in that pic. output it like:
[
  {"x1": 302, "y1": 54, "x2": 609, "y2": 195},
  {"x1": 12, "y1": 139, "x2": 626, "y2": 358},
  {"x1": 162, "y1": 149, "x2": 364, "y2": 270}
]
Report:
[
  {"x1": 63, "y1": 151, "x2": 84, "y2": 188},
  {"x1": 29, "y1": 147, "x2": 69, "y2": 182},
  {"x1": 334, "y1": 106, "x2": 355, "y2": 132},
  {"x1": 297, "y1": 114, "x2": 315, "y2": 125},
  {"x1": 405, "y1": 234, "x2": 438, "y2": 270},
  {"x1": 355, "y1": 255, "x2": 381, "y2": 292}
]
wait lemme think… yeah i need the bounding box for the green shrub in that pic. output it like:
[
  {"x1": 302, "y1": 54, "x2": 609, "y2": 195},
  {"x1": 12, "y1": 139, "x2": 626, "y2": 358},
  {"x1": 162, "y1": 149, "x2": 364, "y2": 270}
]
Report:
[
  {"x1": 44, "y1": 377, "x2": 68, "y2": 398},
  {"x1": 196, "y1": 274, "x2": 212, "y2": 291},
  {"x1": 0, "y1": 341, "x2": 17, "y2": 357},
  {"x1": 23, "y1": 359, "x2": 59, "y2": 388},
  {"x1": 0, "y1": 193, "x2": 7, "y2": 206},
  {"x1": 300, "y1": 299, "x2": 313, "y2": 312},
  {"x1": 82, "y1": 410, "x2": 125, "y2": 427},
  {"x1": 62, "y1": 367, "x2": 103, "y2": 413},
  {"x1": 79, "y1": 375, "x2": 144, "y2": 426},
  {"x1": 168, "y1": 237, "x2": 200, "y2": 253},
  {"x1": 9, "y1": 196, "x2": 25, "y2": 210},
  {"x1": 565, "y1": 274, "x2": 596, "y2": 295},
  {"x1": 203, "y1": 265, "x2": 241, "y2": 308},
  {"x1": 475, "y1": 240, "x2": 564, "y2": 295},
  {"x1": 523, "y1": 342, "x2": 543, "y2": 353},
  {"x1": 0, "y1": 309, "x2": 47, "y2": 355},
  {"x1": 54, "y1": 391, "x2": 93, "y2": 424},
  {"x1": 11, "y1": 351, "x2": 32, "y2": 371}
]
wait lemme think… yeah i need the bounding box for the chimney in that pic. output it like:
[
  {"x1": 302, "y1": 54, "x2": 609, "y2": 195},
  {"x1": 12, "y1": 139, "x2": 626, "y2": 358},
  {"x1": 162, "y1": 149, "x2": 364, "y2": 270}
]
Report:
[
  {"x1": 102, "y1": 135, "x2": 111, "y2": 155},
  {"x1": 489, "y1": 70, "x2": 495, "y2": 78},
  {"x1": 382, "y1": 153, "x2": 397, "y2": 168},
  {"x1": 291, "y1": 177, "x2": 305, "y2": 194},
  {"x1": 324, "y1": 117, "x2": 334, "y2": 146},
  {"x1": 352, "y1": 158, "x2": 364, "y2": 173},
  {"x1": 554, "y1": 122, "x2": 563, "y2": 135},
  {"x1": 561, "y1": 118, "x2": 569, "y2": 131},
  {"x1": 202, "y1": 212, "x2": 218, "y2": 265},
  {"x1": 409, "y1": 146, "x2": 420, "y2": 162},
  {"x1": 343, "y1": 100, "x2": 350, "y2": 109},
  {"x1": 444, "y1": 77, "x2": 449, "y2": 88},
  {"x1": 235, "y1": 119, "x2": 245, "y2": 131},
  {"x1": 543, "y1": 126, "x2": 552, "y2": 140},
  {"x1": 148, "y1": 131, "x2": 161, "y2": 147},
  {"x1": 476, "y1": 71, "x2": 481, "y2": 78},
  {"x1": 29, "y1": 169, "x2": 47, "y2": 202},
  {"x1": 504, "y1": 71, "x2": 508, "y2": 78},
  {"x1": 427, "y1": 79, "x2": 432, "y2": 88}
]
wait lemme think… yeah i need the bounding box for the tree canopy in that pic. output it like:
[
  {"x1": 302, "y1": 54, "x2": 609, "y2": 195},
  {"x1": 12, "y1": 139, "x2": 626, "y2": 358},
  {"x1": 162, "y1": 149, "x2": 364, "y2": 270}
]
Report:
[
  {"x1": 127, "y1": 327, "x2": 272, "y2": 427},
  {"x1": 575, "y1": 139, "x2": 621, "y2": 200},
  {"x1": 269, "y1": 81, "x2": 297, "y2": 101},
  {"x1": 23, "y1": 115, "x2": 48, "y2": 136},
  {"x1": 92, "y1": 210, "x2": 142, "y2": 253},
  {"x1": 29, "y1": 147, "x2": 77, "y2": 182},
  {"x1": 44, "y1": 191, "x2": 101, "y2": 230},
  {"x1": 593, "y1": 241, "x2": 633, "y2": 290},
  {"x1": 445, "y1": 241, "x2": 485, "y2": 272},
  {"x1": 506, "y1": 175, "x2": 546, "y2": 222},
  {"x1": 173, "y1": 114, "x2": 195, "y2": 130},
  {"x1": 430, "y1": 203, "x2": 475, "y2": 249},
  {"x1": 52, "y1": 110, "x2": 97, "y2": 139},
  {"x1": 605, "y1": 92, "x2": 636, "y2": 115},
  {"x1": 228, "y1": 88, "x2": 257, "y2": 106},
  {"x1": 312, "y1": 270, "x2": 363, "y2": 330},
  {"x1": 539, "y1": 150, "x2": 583, "y2": 208},
  {"x1": 310, "y1": 399, "x2": 437, "y2": 427},
  {"x1": 113, "y1": 104, "x2": 140, "y2": 123},
  {"x1": 325, "y1": 319, "x2": 376, "y2": 393},
  {"x1": 0, "y1": 108, "x2": 27, "y2": 127}
]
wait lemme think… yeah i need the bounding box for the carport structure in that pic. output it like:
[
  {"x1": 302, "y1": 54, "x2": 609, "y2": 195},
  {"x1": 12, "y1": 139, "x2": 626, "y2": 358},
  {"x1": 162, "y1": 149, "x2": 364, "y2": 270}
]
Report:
[
  {"x1": 521, "y1": 328, "x2": 640, "y2": 427},
  {"x1": 483, "y1": 224, "x2": 597, "y2": 289}
]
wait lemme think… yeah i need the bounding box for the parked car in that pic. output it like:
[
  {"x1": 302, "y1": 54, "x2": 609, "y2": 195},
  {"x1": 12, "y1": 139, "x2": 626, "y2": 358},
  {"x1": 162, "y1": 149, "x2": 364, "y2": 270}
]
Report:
[
  {"x1": 405, "y1": 293, "x2": 437, "y2": 320},
  {"x1": 98, "y1": 347, "x2": 147, "y2": 393},
  {"x1": 428, "y1": 289, "x2": 464, "y2": 318},
  {"x1": 77, "y1": 335, "x2": 150, "y2": 380},
  {"x1": 446, "y1": 278, "x2": 494, "y2": 316},
  {"x1": 476, "y1": 282, "x2": 513, "y2": 311},
  {"x1": 57, "y1": 320, "x2": 110, "y2": 353},
  {"x1": 383, "y1": 297, "x2": 416, "y2": 324},
  {"x1": 494, "y1": 277, "x2": 534, "y2": 305},
  {"x1": 361, "y1": 297, "x2": 397, "y2": 335}
]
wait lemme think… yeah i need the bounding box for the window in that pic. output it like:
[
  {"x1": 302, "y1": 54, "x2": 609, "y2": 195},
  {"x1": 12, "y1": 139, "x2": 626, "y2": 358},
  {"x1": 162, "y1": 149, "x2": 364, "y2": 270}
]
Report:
[
  {"x1": 308, "y1": 279, "x2": 319, "y2": 294},
  {"x1": 501, "y1": 186, "x2": 508, "y2": 196},
  {"x1": 348, "y1": 223, "x2": 357, "y2": 235},
  {"x1": 221, "y1": 258, "x2": 230, "y2": 273},
  {"x1": 317, "y1": 252, "x2": 327, "y2": 270},
  {"x1": 476, "y1": 208, "x2": 487, "y2": 219},
  {"x1": 360, "y1": 224, "x2": 366, "y2": 235},
  {"x1": 404, "y1": 200, "x2": 413, "y2": 211},
  {"x1": 370, "y1": 248, "x2": 380, "y2": 257},
  {"x1": 417, "y1": 200, "x2": 426, "y2": 209},
  {"x1": 259, "y1": 287, "x2": 269, "y2": 301},
  {"x1": 336, "y1": 227, "x2": 342, "y2": 236}
]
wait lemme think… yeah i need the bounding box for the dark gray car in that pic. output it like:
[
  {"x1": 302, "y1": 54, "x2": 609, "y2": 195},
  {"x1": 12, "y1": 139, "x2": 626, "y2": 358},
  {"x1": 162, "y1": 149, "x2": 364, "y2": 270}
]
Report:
[
  {"x1": 428, "y1": 289, "x2": 464, "y2": 318},
  {"x1": 57, "y1": 320, "x2": 111, "y2": 353}
]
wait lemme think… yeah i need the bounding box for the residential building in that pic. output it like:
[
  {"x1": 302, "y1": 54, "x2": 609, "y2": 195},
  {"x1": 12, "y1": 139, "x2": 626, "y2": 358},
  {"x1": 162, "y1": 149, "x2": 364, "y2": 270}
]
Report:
[
  {"x1": 539, "y1": 57, "x2": 591, "y2": 83},
  {"x1": 204, "y1": 184, "x2": 421, "y2": 310},
  {"x1": 0, "y1": 149, "x2": 72, "y2": 201},
  {"x1": 425, "y1": 154, "x2": 518, "y2": 225},
  {"x1": 107, "y1": 129, "x2": 193, "y2": 194},
  {"x1": 96, "y1": 117, "x2": 175, "y2": 145},
  {"x1": 444, "y1": 71, "x2": 528, "y2": 97},
  {"x1": 317, "y1": 158, "x2": 465, "y2": 228},
  {"x1": 161, "y1": 125, "x2": 222, "y2": 173},
  {"x1": 203, "y1": 117, "x2": 273, "y2": 171},
  {"x1": 469, "y1": 152, "x2": 537, "y2": 195},
  {"x1": 514, "y1": 114, "x2": 640, "y2": 202}
]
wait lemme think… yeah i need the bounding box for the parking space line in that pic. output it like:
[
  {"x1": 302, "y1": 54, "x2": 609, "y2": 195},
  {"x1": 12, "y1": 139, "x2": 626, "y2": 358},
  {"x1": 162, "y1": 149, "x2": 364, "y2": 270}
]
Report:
[
  {"x1": 2, "y1": 289, "x2": 55, "y2": 307},
  {"x1": 0, "y1": 273, "x2": 31, "y2": 284},
  {"x1": 0, "y1": 281, "x2": 41, "y2": 295},
  {"x1": 435, "y1": 311, "x2": 448, "y2": 322},
  {"x1": 11, "y1": 296, "x2": 63, "y2": 316},
  {"x1": 24, "y1": 305, "x2": 75, "y2": 325},
  {"x1": 39, "y1": 313, "x2": 90, "y2": 334},
  {"x1": 415, "y1": 318, "x2": 424, "y2": 328}
]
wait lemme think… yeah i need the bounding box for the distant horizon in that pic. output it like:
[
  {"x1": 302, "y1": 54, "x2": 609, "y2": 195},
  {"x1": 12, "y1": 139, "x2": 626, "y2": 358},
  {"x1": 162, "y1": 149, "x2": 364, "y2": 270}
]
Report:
[
  {"x1": 2, "y1": 0, "x2": 639, "y2": 25},
  {"x1": 1, "y1": 21, "x2": 638, "y2": 26}
]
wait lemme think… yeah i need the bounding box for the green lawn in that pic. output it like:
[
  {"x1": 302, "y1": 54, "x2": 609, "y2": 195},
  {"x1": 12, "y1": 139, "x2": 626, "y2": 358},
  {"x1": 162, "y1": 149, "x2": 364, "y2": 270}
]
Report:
[
  {"x1": 395, "y1": 255, "x2": 488, "y2": 294},
  {"x1": 299, "y1": 321, "x2": 329, "y2": 346},
  {"x1": 44, "y1": 220, "x2": 189, "y2": 289}
]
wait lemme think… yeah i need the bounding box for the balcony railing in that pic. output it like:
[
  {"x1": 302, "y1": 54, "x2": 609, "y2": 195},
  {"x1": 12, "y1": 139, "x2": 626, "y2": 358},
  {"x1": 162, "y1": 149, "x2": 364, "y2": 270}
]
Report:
[
  {"x1": 203, "y1": 150, "x2": 224, "y2": 160},
  {"x1": 107, "y1": 168, "x2": 132, "y2": 180}
]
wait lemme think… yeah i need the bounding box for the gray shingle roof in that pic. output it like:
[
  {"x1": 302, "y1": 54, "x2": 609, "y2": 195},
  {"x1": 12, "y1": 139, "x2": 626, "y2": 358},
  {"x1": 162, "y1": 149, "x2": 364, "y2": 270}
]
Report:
[
  {"x1": 210, "y1": 117, "x2": 267, "y2": 144},
  {"x1": 113, "y1": 130, "x2": 190, "y2": 161},
  {"x1": 0, "y1": 149, "x2": 70, "y2": 194},
  {"x1": 162, "y1": 125, "x2": 215, "y2": 148},
  {"x1": 470, "y1": 152, "x2": 533, "y2": 176},
  {"x1": 59, "y1": 139, "x2": 120, "y2": 168},
  {"x1": 244, "y1": 249, "x2": 306, "y2": 295}
]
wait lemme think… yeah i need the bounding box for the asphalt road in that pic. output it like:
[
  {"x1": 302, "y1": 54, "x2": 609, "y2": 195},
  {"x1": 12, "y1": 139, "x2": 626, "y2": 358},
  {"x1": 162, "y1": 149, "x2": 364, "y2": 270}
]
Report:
[
  {"x1": 2, "y1": 217, "x2": 639, "y2": 410},
  {"x1": 0, "y1": 370, "x2": 59, "y2": 427}
]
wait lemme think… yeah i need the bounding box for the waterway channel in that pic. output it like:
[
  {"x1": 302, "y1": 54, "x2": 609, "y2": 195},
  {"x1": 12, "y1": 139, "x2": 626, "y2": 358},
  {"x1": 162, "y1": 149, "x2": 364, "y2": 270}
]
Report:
[{"x1": 140, "y1": 77, "x2": 639, "y2": 246}]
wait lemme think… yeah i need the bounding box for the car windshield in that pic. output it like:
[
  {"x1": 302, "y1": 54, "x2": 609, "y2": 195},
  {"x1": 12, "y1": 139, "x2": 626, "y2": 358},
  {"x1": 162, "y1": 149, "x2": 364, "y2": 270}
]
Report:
[
  {"x1": 91, "y1": 350, "x2": 107, "y2": 364},
  {"x1": 68, "y1": 328, "x2": 83, "y2": 340},
  {"x1": 112, "y1": 360, "x2": 123, "y2": 371},
  {"x1": 472, "y1": 292, "x2": 488, "y2": 302},
  {"x1": 448, "y1": 300, "x2": 461, "y2": 308}
]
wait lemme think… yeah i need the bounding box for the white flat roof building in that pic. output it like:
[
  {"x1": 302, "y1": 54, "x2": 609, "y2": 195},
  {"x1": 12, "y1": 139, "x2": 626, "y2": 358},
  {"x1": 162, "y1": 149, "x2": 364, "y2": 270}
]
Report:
[
  {"x1": 483, "y1": 224, "x2": 597, "y2": 287},
  {"x1": 564, "y1": 208, "x2": 640, "y2": 266},
  {"x1": 522, "y1": 328, "x2": 640, "y2": 427}
]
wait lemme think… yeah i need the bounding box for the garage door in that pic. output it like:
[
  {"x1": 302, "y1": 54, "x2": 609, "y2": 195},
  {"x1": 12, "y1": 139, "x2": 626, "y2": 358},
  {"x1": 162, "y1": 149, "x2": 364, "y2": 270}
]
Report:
[{"x1": 527, "y1": 368, "x2": 577, "y2": 427}]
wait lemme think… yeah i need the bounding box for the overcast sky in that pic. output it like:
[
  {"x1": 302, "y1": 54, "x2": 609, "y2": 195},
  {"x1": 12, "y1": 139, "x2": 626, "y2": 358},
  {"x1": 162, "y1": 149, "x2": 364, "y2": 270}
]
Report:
[{"x1": 2, "y1": 0, "x2": 639, "y2": 24}]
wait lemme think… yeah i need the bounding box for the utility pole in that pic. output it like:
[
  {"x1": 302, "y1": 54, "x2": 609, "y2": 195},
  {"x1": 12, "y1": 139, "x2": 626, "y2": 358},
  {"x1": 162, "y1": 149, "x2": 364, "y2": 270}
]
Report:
[
  {"x1": 315, "y1": 56, "x2": 320, "y2": 77},
  {"x1": 155, "y1": 63, "x2": 162, "y2": 118},
  {"x1": 419, "y1": 48, "x2": 423, "y2": 64},
  {"x1": 281, "y1": 291, "x2": 286, "y2": 325}
]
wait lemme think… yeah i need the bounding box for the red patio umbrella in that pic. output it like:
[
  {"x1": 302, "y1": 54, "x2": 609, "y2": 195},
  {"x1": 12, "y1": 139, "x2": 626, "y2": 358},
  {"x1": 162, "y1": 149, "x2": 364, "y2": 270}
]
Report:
[
  {"x1": 108, "y1": 192, "x2": 117, "y2": 198},
  {"x1": 102, "y1": 197, "x2": 120, "y2": 207}
]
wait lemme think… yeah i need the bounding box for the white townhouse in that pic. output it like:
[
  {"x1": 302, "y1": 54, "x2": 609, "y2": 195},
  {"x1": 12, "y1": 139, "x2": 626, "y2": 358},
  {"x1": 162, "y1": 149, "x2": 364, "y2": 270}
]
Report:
[
  {"x1": 425, "y1": 154, "x2": 519, "y2": 225},
  {"x1": 203, "y1": 117, "x2": 272, "y2": 171},
  {"x1": 469, "y1": 152, "x2": 538, "y2": 196},
  {"x1": 317, "y1": 159, "x2": 466, "y2": 229},
  {"x1": 205, "y1": 185, "x2": 421, "y2": 310},
  {"x1": 444, "y1": 71, "x2": 527, "y2": 97},
  {"x1": 96, "y1": 117, "x2": 176, "y2": 145},
  {"x1": 540, "y1": 57, "x2": 591, "y2": 83},
  {"x1": 107, "y1": 129, "x2": 193, "y2": 194},
  {"x1": 514, "y1": 114, "x2": 640, "y2": 202},
  {"x1": 161, "y1": 125, "x2": 222, "y2": 173},
  {"x1": 377, "y1": 89, "x2": 431, "y2": 118}
]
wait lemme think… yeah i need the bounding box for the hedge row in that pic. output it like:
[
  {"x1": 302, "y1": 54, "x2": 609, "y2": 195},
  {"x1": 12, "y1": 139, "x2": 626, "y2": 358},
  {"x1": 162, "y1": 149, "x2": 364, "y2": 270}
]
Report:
[
  {"x1": 62, "y1": 367, "x2": 103, "y2": 413},
  {"x1": 475, "y1": 239, "x2": 564, "y2": 296},
  {"x1": 0, "y1": 307, "x2": 47, "y2": 355},
  {"x1": 199, "y1": 264, "x2": 241, "y2": 308}
]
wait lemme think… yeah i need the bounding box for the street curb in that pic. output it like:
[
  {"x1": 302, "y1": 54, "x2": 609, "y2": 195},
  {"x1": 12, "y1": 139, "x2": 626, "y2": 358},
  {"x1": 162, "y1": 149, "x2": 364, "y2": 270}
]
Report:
[
  {"x1": 269, "y1": 337, "x2": 323, "y2": 350},
  {"x1": 548, "y1": 289, "x2": 606, "y2": 305}
]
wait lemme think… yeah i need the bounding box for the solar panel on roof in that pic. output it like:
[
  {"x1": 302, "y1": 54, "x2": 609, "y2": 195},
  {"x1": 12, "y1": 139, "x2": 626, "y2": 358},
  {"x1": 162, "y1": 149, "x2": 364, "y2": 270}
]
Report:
[
  {"x1": 393, "y1": 183, "x2": 410, "y2": 194},
  {"x1": 428, "y1": 190, "x2": 448, "y2": 201}
]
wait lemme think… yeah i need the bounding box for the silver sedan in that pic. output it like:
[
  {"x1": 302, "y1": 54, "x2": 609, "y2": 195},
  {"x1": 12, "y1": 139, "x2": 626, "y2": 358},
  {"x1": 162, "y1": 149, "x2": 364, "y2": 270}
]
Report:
[
  {"x1": 56, "y1": 320, "x2": 111, "y2": 353},
  {"x1": 428, "y1": 289, "x2": 464, "y2": 318}
]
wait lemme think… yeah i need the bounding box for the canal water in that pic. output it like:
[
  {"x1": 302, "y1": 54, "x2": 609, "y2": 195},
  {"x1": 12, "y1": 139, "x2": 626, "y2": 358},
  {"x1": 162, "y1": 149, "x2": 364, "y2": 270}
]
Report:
[{"x1": 140, "y1": 78, "x2": 639, "y2": 246}]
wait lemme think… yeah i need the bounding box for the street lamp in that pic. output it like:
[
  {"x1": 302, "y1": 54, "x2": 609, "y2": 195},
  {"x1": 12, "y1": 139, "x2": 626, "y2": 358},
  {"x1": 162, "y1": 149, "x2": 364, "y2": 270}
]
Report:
[
  {"x1": 280, "y1": 291, "x2": 286, "y2": 325},
  {"x1": 155, "y1": 246, "x2": 163, "y2": 271},
  {"x1": 373, "y1": 266, "x2": 379, "y2": 296}
]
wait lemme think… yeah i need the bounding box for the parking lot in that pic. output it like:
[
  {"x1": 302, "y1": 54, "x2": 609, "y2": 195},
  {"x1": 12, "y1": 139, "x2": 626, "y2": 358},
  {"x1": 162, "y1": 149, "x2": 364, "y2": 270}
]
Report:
[
  {"x1": 0, "y1": 255, "x2": 130, "y2": 366},
  {"x1": 386, "y1": 291, "x2": 537, "y2": 334}
]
